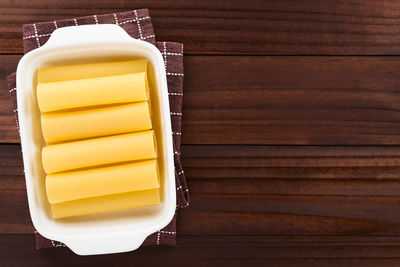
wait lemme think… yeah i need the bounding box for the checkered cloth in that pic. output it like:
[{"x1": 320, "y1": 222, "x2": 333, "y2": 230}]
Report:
[{"x1": 6, "y1": 9, "x2": 189, "y2": 249}]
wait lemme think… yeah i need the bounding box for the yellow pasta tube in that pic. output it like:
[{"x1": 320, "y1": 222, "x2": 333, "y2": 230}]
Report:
[
  {"x1": 46, "y1": 159, "x2": 159, "y2": 204},
  {"x1": 38, "y1": 59, "x2": 147, "y2": 83},
  {"x1": 41, "y1": 102, "x2": 152, "y2": 144},
  {"x1": 37, "y1": 72, "x2": 148, "y2": 112},
  {"x1": 51, "y1": 189, "x2": 160, "y2": 219},
  {"x1": 42, "y1": 130, "x2": 157, "y2": 174}
]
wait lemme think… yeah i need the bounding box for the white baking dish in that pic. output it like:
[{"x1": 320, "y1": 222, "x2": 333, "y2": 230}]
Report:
[{"x1": 16, "y1": 24, "x2": 176, "y2": 255}]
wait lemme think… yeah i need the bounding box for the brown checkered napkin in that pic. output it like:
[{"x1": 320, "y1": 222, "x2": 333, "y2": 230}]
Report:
[{"x1": 6, "y1": 9, "x2": 189, "y2": 249}]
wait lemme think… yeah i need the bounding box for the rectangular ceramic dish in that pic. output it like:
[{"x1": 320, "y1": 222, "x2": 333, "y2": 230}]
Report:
[{"x1": 16, "y1": 24, "x2": 176, "y2": 255}]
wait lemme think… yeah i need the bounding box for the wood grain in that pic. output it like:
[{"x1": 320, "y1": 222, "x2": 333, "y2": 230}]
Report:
[
  {"x1": 3, "y1": 144, "x2": 400, "y2": 236},
  {"x1": 2, "y1": 1, "x2": 400, "y2": 54},
  {"x1": 2, "y1": 1, "x2": 400, "y2": 263},
  {"x1": 2, "y1": 235, "x2": 400, "y2": 267},
  {"x1": 2, "y1": 55, "x2": 400, "y2": 145}
]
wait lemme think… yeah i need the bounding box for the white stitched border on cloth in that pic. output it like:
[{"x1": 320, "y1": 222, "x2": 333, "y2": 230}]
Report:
[
  {"x1": 163, "y1": 41, "x2": 167, "y2": 69},
  {"x1": 178, "y1": 187, "x2": 189, "y2": 193},
  {"x1": 23, "y1": 15, "x2": 151, "y2": 40},
  {"x1": 177, "y1": 203, "x2": 189, "y2": 209},
  {"x1": 23, "y1": 33, "x2": 52, "y2": 40},
  {"x1": 169, "y1": 92, "x2": 183, "y2": 96},
  {"x1": 166, "y1": 52, "x2": 183, "y2": 56},
  {"x1": 113, "y1": 13, "x2": 119, "y2": 25},
  {"x1": 51, "y1": 239, "x2": 66, "y2": 247},
  {"x1": 167, "y1": 72, "x2": 184, "y2": 76},
  {"x1": 133, "y1": 10, "x2": 144, "y2": 39},
  {"x1": 156, "y1": 231, "x2": 161, "y2": 245},
  {"x1": 118, "y1": 16, "x2": 150, "y2": 26},
  {"x1": 32, "y1": 24, "x2": 41, "y2": 47},
  {"x1": 160, "y1": 230, "x2": 176, "y2": 234},
  {"x1": 143, "y1": 34, "x2": 155, "y2": 40}
]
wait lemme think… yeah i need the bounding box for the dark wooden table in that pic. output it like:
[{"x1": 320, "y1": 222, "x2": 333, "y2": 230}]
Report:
[{"x1": 2, "y1": 1, "x2": 400, "y2": 266}]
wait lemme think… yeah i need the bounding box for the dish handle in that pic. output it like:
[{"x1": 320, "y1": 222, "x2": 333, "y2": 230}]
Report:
[
  {"x1": 62, "y1": 232, "x2": 149, "y2": 255},
  {"x1": 43, "y1": 24, "x2": 138, "y2": 49}
]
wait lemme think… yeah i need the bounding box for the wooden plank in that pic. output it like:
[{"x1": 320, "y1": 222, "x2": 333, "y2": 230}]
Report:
[
  {"x1": 2, "y1": 1, "x2": 400, "y2": 54},
  {"x1": 0, "y1": 54, "x2": 20, "y2": 142},
  {"x1": 180, "y1": 194, "x2": 400, "y2": 235},
  {"x1": 6, "y1": 189, "x2": 400, "y2": 236},
  {"x1": 3, "y1": 55, "x2": 400, "y2": 144},
  {"x1": 2, "y1": 235, "x2": 400, "y2": 266},
  {"x1": 3, "y1": 144, "x2": 400, "y2": 235},
  {"x1": 183, "y1": 56, "x2": 400, "y2": 145}
]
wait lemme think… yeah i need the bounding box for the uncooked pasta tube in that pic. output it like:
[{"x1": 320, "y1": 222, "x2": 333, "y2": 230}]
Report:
[
  {"x1": 50, "y1": 189, "x2": 160, "y2": 219},
  {"x1": 38, "y1": 59, "x2": 147, "y2": 83},
  {"x1": 37, "y1": 72, "x2": 148, "y2": 112},
  {"x1": 42, "y1": 130, "x2": 156, "y2": 174},
  {"x1": 41, "y1": 102, "x2": 152, "y2": 143},
  {"x1": 46, "y1": 159, "x2": 159, "y2": 204}
]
